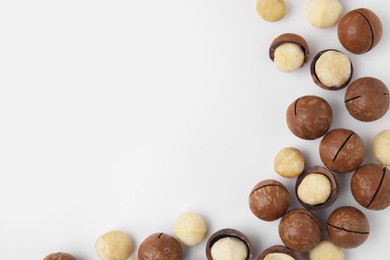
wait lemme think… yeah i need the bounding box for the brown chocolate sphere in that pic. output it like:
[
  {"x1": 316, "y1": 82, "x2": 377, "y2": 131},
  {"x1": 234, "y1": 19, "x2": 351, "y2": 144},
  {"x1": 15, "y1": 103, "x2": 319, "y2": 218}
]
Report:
[
  {"x1": 338, "y1": 8, "x2": 383, "y2": 54},
  {"x1": 278, "y1": 208, "x2": 322, "y2": 252},
  {"x1": 351, "y1": 163, "x2": 390, "y2": 210},
  {"x1": 258, "y1": 245, "x2": 299, "y2": 260},
  {"x1": 138, "y1": 233, "x2": 182, "y2": 260},
  {"x1": 43, "y1": 252, "x2": 76, "y2": 260},
  {"x1": 327, "y1": 206, "x2": 369, "y2": 248},
  {"x1": 319, "y1": 128, "x2": 365, "y2": 174},
  {"x1": 249, "y1": 179, "x2": 290, "y2": 221},
  {"x1": 286, "y1": 95, "x2": 333, "y2": 140},
  {"x1": 344, "y1": 77, "x2": 389, "y2": 122}
]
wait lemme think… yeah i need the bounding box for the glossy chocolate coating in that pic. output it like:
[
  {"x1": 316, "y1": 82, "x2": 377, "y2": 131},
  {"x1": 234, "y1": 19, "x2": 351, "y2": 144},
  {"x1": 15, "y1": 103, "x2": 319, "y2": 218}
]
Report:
[{"x1": 138, "y1": 233, "x2": 182, "y2": 260}]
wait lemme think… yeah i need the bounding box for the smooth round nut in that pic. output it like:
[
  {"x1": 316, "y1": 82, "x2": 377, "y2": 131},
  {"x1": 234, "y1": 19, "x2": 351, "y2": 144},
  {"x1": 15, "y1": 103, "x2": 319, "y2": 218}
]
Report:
[
  {"x1": 43, "y1": 252, "x2": 77, "y2": 260},
  {"x1": 274, "y1": 147, "x2": 305, "y2": 178},
  {"x1": 256, "y1": 0, "x2": 286, "y2": 22},
  {"x1": 373, "y1": 130, "x2": 390, "y2": 166},
  {"x1": 305, "y1": 0, "x2": 343, "y2": 28},
  {"x1": 344, "y1": 77, "x2": 389, "y2": 122},
  {"x1": 95, "y1": 230, "x2": 133, "y2": 260},
  {"x1": 269, "y1": 33, "x2": 310, "y2": 73},
  {"x1": 311, "y1": 49, "x2": 353, "y2": 90},
  {"x1": 286, "y1": 95, "x2": 333, "y2": 140},
  {"x1": 249, "y1": 179, "x2": 290, "y2": 221},
  {"x1": 278, "y1": 208, "x2": 322, "y2": 252},
  {"x1": 309, "y1": 240, "x2": 344, "y2": 260},
  {"x1": 205, "y1": 228, "x2": 253, "y2": 260},
  {"x1": 327, "y1": 206, "x2": 369, "y2": 248},
  {"x1": 258, "y1": 245, "x2": 299, "y2": 260},
  {"x1": 173, "y1": 211, "x2": 207, "y2": 246},
  {"x1": 338, "y1": 8, "x2": 383, "y2": 54},
  {"x1": 351, "y1": 163, "x2": 390, "y2": 210},
  {"x1": 319, "y1": 128, "x2": 365, "y2": 174},
  {"x1": 138, "y1": 232, "x2": 182, "y2": 260}
]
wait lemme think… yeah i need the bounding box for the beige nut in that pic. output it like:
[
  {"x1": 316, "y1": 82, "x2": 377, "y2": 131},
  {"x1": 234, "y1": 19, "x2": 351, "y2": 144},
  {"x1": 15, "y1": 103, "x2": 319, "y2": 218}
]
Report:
[
  {"x1": 264, "y1": 253, "x2": 295, "y2": 260},
  {"x1": 273, "y1": 43, "x2": 305, "y2": 73},
  {"x1": 173, "y1": 211, "x2": 207, "y2": 246},
  {"x1": 373, "y1": 130, "x2": 390, "y2": 166},
  {"x1": 309, "y1": 240, "x2": 344, "y2": 260},
  {"x1": 274, "y1": 147, "x2": 305, "y2": 178},
  {"x1": 211, "y1": 237, "x2": 248, "y2": 260},
  {"x1": 305, "y1": 0, "x2": 343, "y2": 28},
  {"x1": 256, "y1": 0, "x2": 286, "y2": 22},
  {"x1": 95, "y1": 230, "x2": 133, "y2": 260},
  {"x1": 297, "y1": 173, "x2": 332, "y2": 205}
]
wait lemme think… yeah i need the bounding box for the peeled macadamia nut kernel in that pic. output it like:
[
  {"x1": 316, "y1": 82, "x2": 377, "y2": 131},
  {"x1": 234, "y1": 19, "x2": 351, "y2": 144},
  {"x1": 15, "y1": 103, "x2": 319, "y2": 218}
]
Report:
[
  {"x1": 274, "y1": 147, "x2": 305, "y2": 178},
  {"x1": 311, "y1": 49, "x2": 352, "y2": 90},
  {"x1": 373, "y1": 130, "x2": 390, "y2": 166},
  {"x1": 43, "y1": 252, "x2": 77, "y2": 260},
  {"x1": 95, "y1": 230, "x2": 133, "y2": 260},
  {"x1": 173, "y1": 211, "x2": 207, "y2": 246},
  {"x1": 297, "y1": 173, "x2": 331, "y2": 205},
  {"x1": 309, "y1": 240, "x2": 344, "y2": 260},
  {"x1": 273, "y1": 43, "x2": 305, "y2": 73},
  {"x1": 211, "y1": 237, "x2": 248, "y2": 260},
  {"x1": 256, "y1": 0, "x2": 286, "y2": 22},
  {"x1": 305, "y1": 0, "x2": 343, "y2": 28}
]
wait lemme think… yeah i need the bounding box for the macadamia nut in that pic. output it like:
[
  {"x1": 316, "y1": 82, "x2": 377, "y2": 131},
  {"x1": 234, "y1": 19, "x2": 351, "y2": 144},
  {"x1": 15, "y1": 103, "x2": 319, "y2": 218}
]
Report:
[
  {"x1": 173, "y1": 211, "x2": 207, "y2": 246},
  {"x1": 95, "y1": 230, "x2": 133, "y2": 260},
  {"x1": 211, "y1": 237, "x2": 248, "y2": 260},
  {"x1": 274, "y1": 147, "x2": 305, "y2": 178},
  {"x1": 309, "y1": 240, "x2": 344, "y2": 260},
  {"x1": 297, "y1": 173, "x2": 332, "y2": 205},
  {"x1": 256, "y1": 0, "x2": 286, "y2": 22},
  {"x1": 264, "y1": 253, "x2": 295, "y2": 260},
  {"x1": 373, "y1": 130, "x2": 390, "y2": 166},
  {"x1": 305, "y1": 0, "x2": 343, "y2": 28},
  {"x1": 314, "y1": 50, "x2": 351, "y2": 88},
  {"x1": 273, "y1": 43, "x2": 305, "y2": 73}
]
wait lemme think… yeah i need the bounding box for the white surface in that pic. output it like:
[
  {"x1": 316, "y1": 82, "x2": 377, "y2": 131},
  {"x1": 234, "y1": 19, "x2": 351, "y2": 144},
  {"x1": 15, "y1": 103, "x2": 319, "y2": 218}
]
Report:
[{"x1": 0, "y1": 1, "x2": 389, "y2": 259}]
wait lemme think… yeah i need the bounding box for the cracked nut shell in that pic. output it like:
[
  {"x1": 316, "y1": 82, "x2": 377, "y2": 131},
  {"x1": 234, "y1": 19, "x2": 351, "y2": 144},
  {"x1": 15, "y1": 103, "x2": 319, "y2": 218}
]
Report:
[
  {"x1": 258, "y1": 245, "x2": 299, "y2": 260},
  {"x1": 327, "y1": 206, "x2": 369, "y2": 248},
  {"x1": 43, "y1": 252, "x2": 76, "y2": 260},
  {"x1": 351, "y1": 163, "x2": 390, "y2": 210},
  {"x1": 138, "y1": 233, "x2": 182, "y2": 260}
]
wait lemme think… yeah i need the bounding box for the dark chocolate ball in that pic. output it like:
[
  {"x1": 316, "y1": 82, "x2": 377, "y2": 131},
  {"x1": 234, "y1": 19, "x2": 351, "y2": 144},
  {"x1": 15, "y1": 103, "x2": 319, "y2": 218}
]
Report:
[
  {"x1": 278, "y1": 208, "x2": 322, "y2": 252},
  {"x1": 344, "y1": 77, "x2": 389, "y2": 122},
  {"x1": 138, "y1": 233, "x2": 182, "y2": 260},
  {"x1": 327, "y1": 206, "x2": 369, "y2": 248},
  {"x1": 319, "y1": 128, "x2": 365, "y2": 174},
  {"x1": 249, "y1": 179, "x2": 290, "y2": 221},
  {"x1": 43, "y1": 252, "x2": 76, "y2": 260},
  {"x1": 351, "y1": 163, "x2": 390, "y2": 210},
  {"x1": 338, "y1": 8, "x2": 383, "y2": 54},
  {"x1": 286, "y1": 95, "x2": 333, "y2": 140}
]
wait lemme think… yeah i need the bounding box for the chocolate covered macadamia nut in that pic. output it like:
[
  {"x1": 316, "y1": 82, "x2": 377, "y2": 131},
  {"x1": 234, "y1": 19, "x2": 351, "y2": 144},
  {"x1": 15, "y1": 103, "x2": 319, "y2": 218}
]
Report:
[
  {"x1": 256, "y1": 0, "x2": 286, "y2": 22},
  {"x1": 249, "y1": 179, "x2": 290, "y2": 221},
  {"x1": 309, "y1": 240, "x2": 344, "y2": 260},
  {"x1": 373, "y1": 130, "x2": 390, "y2": 166},
  {"x1": 274, "y1": 147, "x2": 305, "y2": 178},
  {"x1": 311, "y1": 49, "x2": 353, "y2": 90},
  {"x1": 286, "y1": 95, "x2": 333, "y2": 140},
  {"x1": 278, "y1": 208, "x2": 322, "y2": 252},
  {"x1": 351, "y1": 163, "x2": 390, "y2": 210},
  {"x1": 95, "y1": 230, "x2": 133, "y2": 260},
  {"x1": 269, "y1": 33, "x2": 310, "y2": 73},
  {"x1": 138, "y1": 233, "x2": 182, "y2": 260},
  {"x1": 305, "y1": 0, "x2": 343, "y2": 28},
  {"x1": 338, "y1": 8, "x2": 383, "y2": 54},
  {"x1": 344, "y1": 77, "x2": 389, "y2": 122},
  {"x1": 173, "y1": 211, "x2": 207, "y2": 246},
  {"x1": 43, "y1": 252, "x2": 77, "y2": 260}
]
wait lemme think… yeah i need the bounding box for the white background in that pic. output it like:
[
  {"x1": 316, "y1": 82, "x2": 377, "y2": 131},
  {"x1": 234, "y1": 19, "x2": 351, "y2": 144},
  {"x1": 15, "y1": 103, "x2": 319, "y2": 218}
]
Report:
[{"x1": 0, "y1": 0, "x2": 389, "y2": 259}]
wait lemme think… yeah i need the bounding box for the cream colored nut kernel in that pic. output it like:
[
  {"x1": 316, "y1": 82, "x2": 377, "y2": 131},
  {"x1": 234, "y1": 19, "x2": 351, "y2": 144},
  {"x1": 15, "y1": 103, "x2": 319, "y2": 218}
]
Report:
[
  {"x1": 297, "y1": 173, "x2": 331, "y2": 205},
  {"x1": 274, "y1": 147, "x2": 305, "y2": 178},
  {"x1": 305, "y1": 0, "x2": 343, "y2": 28},
  {"x1": 173, "y1": 211, "x2": 207, "y2": 246},
  {"x1": 95, "y1": 230, "x2": 133, "y2": 260},
  {"x1": 211, "y1": 237, "x2": 248, "y2": 260},
  {"x1": 264, "y1": 252, "x2": 295, "y2": 260},
  {"x1": 273, "y1": 43, "x2": 305, "y2": 73},
  {"x1": 373, "y1": 130, "x2": 390, "y2": 166},
  {"x1": 309, "y1": 240, "x2": 344, "y2": 260},
  {"x1": 256, "y1": 0, "x2": 286, "y2": 22},
  {"x1": 314, "y1": 50, "x2": 351, "y2": 88}
]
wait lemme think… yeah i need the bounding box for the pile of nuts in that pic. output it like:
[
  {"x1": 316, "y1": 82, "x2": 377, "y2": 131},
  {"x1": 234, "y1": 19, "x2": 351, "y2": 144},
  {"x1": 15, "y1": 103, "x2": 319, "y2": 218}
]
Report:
[{"x1": 43, "y1": 0, "x2": 389, "y2": 259}]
